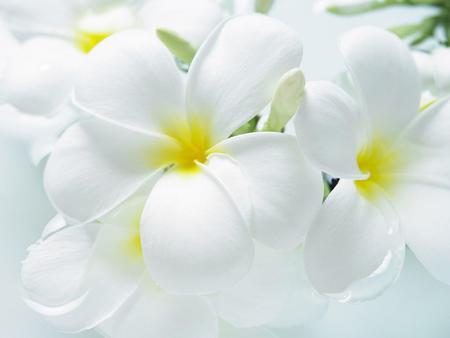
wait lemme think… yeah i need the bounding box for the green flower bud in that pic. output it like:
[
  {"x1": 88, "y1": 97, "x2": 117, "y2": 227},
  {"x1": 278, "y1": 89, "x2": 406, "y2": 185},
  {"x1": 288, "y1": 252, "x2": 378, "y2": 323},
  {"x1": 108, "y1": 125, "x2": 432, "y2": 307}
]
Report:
[{"x1": 263, "y1": 68, "x2": 305, "y2": 132}]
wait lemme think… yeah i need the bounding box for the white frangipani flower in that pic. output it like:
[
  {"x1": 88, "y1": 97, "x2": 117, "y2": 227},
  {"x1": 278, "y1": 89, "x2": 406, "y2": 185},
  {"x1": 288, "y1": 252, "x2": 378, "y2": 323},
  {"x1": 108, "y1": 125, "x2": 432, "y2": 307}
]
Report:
[
  {"x1": 0, "y1": 22, "x2": 82, "y2": 163},
  {"x1": 295, "y1": 26, "x2": 450, "y2": 301},
  {"x1": 44, "y1": 15, "x2": 323, "y2": 295},
  {"x1": 0, "y1": 0, "x2": 142, "y2": 53},
  {"x1": 0, "y1": 0, "x2": 155, "y2": 165},
  {"x1": 0, "y1": 0, "x2": 167, "y2": 163},
  {"x1": 22, "y1": 197, "x2": 325, "y2": 337}
]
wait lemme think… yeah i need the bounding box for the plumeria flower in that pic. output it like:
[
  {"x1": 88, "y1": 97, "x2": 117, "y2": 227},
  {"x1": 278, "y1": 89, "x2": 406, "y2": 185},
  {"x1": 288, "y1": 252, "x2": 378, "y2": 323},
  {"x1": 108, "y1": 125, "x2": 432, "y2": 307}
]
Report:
[
  {"x1": 44, "y1": 15, "x2": 323, "y2": 295},
  {"x1": 0, "y1": 0, "x2": 275, "y2": 162},
  {"x1": 0, "y1": 0, "x2": 154, "y2": 164},
  {"x1": 0, "y1": 0, "x2": 144, "y2": 53},
  {"x1": 141, "y1": 0, "x2": 275, "y2": 64},
  {"x1": 413, "y1": 47, "x2": 450, "y2": 105},
  {"x1": 295, "y1": 26, "x2": 450, "y2": 301},
  {"x1": 0, "y1": 21, "x2": 82, "y2": 164},
  {"x1": 21, "y1": 197, "x2": 326, "y2": 337},
  {"x1": 0, "y1": 0, "x2": 153, "y2": 165}
]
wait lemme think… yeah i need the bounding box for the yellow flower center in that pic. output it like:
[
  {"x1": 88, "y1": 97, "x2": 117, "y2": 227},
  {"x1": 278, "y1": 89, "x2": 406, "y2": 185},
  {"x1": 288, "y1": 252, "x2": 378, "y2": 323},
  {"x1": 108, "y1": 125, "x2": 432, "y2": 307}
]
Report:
[
  {"x1": 354, "y1": 137, "x2": 406, "y2": 200},
  {"x1": 74, "y1": 7, "x2": 137, "y2": 53},
  {"x1": 163, "y1": 118, "x2": 214, "y2": 173},
  {"x1": 75, "y1": 30, "x2": 112, "y2": 53}
]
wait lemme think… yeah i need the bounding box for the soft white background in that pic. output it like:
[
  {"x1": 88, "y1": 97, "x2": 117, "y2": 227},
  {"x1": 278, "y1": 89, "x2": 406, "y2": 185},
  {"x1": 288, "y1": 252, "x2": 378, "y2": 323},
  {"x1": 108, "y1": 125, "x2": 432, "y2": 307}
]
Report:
[{"x1": 1, "y1": 0, "x2": 449, "y2": 337}]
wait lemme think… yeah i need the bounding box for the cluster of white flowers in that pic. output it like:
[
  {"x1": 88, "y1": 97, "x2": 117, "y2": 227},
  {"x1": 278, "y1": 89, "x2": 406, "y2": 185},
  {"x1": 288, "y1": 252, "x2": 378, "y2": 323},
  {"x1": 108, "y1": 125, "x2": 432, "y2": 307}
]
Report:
[{"x1": 1, "y1": 0, "x2": 450, "y2": 337}]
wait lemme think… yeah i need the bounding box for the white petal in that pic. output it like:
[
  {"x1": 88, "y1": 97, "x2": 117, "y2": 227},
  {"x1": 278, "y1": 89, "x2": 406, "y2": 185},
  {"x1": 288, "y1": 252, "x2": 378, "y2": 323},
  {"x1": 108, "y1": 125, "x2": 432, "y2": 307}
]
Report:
[
  {"x1": 230, "y1": 0, "x2": 255, "y2": 14},
  {"x1": 0, "y1": 101, "x2": 78, "y2": 141},
  {"x1": 402, "y1": 98, "x2": 450, "y2": 149},
  {"x1": 205, "y1": 154, "x2": 252, "y2": 225},
  {"x1": 186, "y1": 14, "x2": 302, "y2": 143},
  {"x1": 26, "y1": 202, "x2": 148, "y2": 333},
  {"x1": 44, "y1": 119, "x2": 174, "y2": 223},
  {"x1": 0, "y1": 0, "x2": 76, "y2": 35},
  {"x1": 74, "y1": 29, "x2": 185, "y2": 135},
  {"x1": 412, "y1": 51, "x2": 436, "y2": 94},
  {"x1": 432, "y1": 47, "x2": 450, "y2": 95},
  {"x1": 393, "y1": 99, "x2": 450, "y2": 186},
  {"x1": 140, "y1": 0, "x2": 225, "y2": 48},
  {"x1": 43, "y1": 221, "x2": 144, "y2": 332},
  {"x1": 391, "y1": 183, "x2": 450, "y2": 285},
  {"x1": 219, "y1": 322, "x2": 278, "y2": 338},
  {"x1": 332, "y1": 71, "x2": 358, "y2": 99},
  {"x1": 0, "y1": 37, "x2": 82, "y2": 116},
  {"x1": 214, "y1": 132, "x2": 323, "y2": 249},
  {"x1": 340, "y1": 26, "x2": 421, "y2": 137},
  {"x1": 212, "y1": 242, "x2": 297, "y2": 327},
  {"x1": 106, "y1": 278, "x2": 218, "y2": 338},
  {"x1": 295, "y1": 81, "x2": 367, "y2": 179},
  {"x1": 41, "y1": 214, "x2": 67, "y2": 239},
  {"x1": 141, "y1": 168, "x2": 254, "y2": 294},
  {"x1": 21, "y1": 224, "x2": 96, "y2": 308},
  {"x1": 269, "y1": 250, "x2": 329, "y2": 328},
  {"x1": 304, "y1": 180, "x2": 405, "y2": 301},
  {"x1": 0, "y1": 22, "x2": 19, "y2": 77}
]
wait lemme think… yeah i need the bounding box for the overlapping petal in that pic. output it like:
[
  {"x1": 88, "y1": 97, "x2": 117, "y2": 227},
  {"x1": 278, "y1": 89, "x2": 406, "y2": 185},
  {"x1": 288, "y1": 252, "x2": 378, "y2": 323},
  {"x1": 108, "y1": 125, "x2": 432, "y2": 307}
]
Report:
[
  {"x1": 140, "y1": 168, "x2": 254, "y2": 295},
  {"x1": 389, "y1": 99, "x2": 450, "y2": 186},
  {"x1": 22, "y1": 220, "x2": 144, "y2": 333},
  {"x1": 269, "y1": 250, "x2": 328, "y2": 328},
  {"x1": 304, "y1": 180, "x2": 405, "y2": 301},
  {"x1": 295, "y1": 81, "x2": 367, "y2": 179},
  {"x1": 74, "y1": 30, "x2": 185, "y2": 135},
  {"x1": 392, "y1": 183, "x2": 450, "y2": 285},
  {"x1": 186, "y1": 14, "x2": 302, "y2": 143},
  {"x1": 214, "y1": 132, "x2": 323, "y2": 249},
  {"x1": 105, "y1": 277, "x2": 218, "y2": 338},
  {"x1": 0, "y1": 37, "x2": 82, "y2": 115},
  {"x1": 44, "y1": 119, "x2": 174, "y2": 223},
  {"x1": 400, "y1": 99, "x2": 450, "y2": 150},
  {"x1": 340, "y1": 26, "x2": 421, "y2": 138},
  {"x1": 22, "y1": 224, "x2": 96, "y2": 308},
  {"x1": 205, "y1": 154, "x2": 252, "y2": 225},
  {"x1": 212, "y1": 242, "x2": 296, "y2": 328}
]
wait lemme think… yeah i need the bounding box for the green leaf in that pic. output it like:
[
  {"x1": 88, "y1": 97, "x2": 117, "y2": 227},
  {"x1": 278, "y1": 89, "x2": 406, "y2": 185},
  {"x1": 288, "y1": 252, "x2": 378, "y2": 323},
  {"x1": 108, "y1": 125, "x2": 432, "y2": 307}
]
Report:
[
  {"x1": 405, "y1": 0, "x2": 445, "y2": 5},
  {"x1": 156, "y1": 28, "x2": 197, "y2": 65},
  {"x1": 390, "y1": 23, "x2": 423, "y2": 38},
  {"x1": 255, "y1": 0, "x2": 274, "y2": 13},
  {"x1": 326, "y1": 1, "x2": 394, "y2": 15},
  {"x1": 410, "y1": 16, "x2": 440, "y2": 45},
  {"x1": 263, "y1": 68, "x2": 305, "y2": 132},
  {"x1": 326, "y1": 0, "x2": 442, "y2": 16}
]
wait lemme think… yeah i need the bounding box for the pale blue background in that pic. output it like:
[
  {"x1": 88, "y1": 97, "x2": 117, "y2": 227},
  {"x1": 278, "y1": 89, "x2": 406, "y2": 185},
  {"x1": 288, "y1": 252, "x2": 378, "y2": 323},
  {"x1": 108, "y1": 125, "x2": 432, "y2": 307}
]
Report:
[{"x1": 1, "y1": 0, "x2": 449, "y2": 337}]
